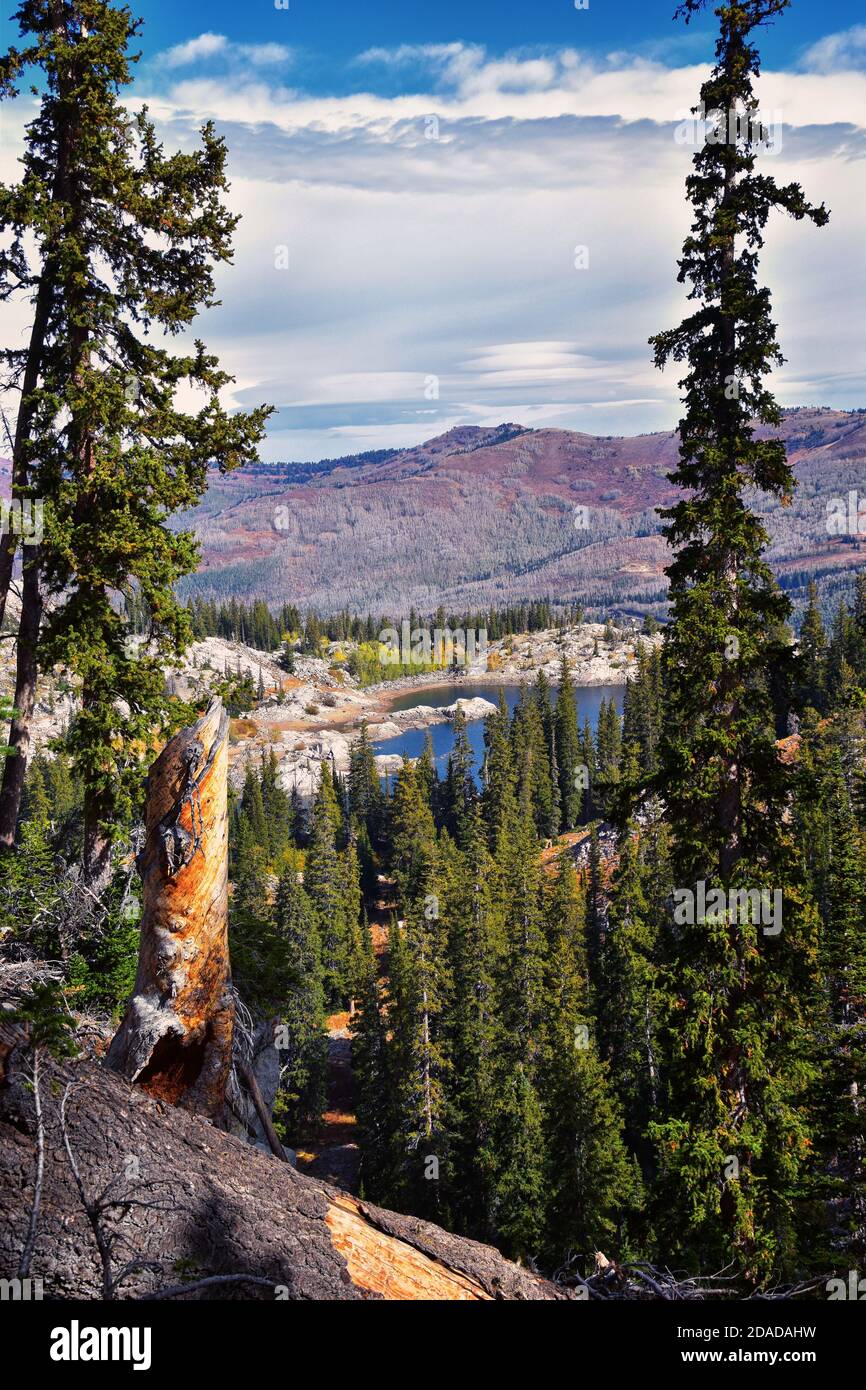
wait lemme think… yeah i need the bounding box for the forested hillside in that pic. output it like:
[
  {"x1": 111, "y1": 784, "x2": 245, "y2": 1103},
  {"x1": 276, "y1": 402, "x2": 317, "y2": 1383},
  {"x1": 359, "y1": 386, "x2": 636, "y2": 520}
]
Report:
[
  {"x1": 169, "y1": 409, "x2": 866, "y2": 620},
  {"x1": 223, "y1": 613, "x2": 866, "y2": 1283}
]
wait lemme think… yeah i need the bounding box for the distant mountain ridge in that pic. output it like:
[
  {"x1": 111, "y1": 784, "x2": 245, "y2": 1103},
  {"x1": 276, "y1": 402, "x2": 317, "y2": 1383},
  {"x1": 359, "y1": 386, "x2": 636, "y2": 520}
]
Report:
[
  {"x1": 178, "y1": 408, "x2": 866, "y2": 619},
  {"x1": 3, "y1": 408, "x2": 865, "y2": 619}
]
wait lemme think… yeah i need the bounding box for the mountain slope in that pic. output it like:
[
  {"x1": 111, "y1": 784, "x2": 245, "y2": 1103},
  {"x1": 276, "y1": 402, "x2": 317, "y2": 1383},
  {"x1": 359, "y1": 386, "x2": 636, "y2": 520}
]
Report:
[
  {"x1": 6, "y1": 408, "x2": 866, "y2": 618},
  {"x1": 180, "y1": 408, "x2": 866, "y2": 617}
]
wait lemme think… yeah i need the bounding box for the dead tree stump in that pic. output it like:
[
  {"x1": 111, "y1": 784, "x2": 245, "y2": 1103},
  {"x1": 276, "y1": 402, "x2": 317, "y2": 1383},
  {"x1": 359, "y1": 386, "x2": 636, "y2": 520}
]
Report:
[{"x1": 107, "y1": 698, "x2": 233, "y2": 1119}]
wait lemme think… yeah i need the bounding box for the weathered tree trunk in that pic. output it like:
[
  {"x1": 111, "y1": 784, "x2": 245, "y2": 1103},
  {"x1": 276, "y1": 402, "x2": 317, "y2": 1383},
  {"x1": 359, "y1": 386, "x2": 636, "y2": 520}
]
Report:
[
  {"x1": 107, "y1": 698, "x2": 233, "y2": 1120},
  {"x1": 0, "y1": 552, "x2": 43, "y2": 847},
  {"x1": 0, "y1": 0, "x2": 74, "y2": 634}
]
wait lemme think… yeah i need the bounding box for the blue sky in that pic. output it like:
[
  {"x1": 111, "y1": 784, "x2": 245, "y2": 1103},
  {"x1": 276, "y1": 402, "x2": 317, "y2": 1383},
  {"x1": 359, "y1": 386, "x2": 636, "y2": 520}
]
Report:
[
  {"x1": 4, "y1": 1, "x2": 865, "y2": 459},
  {"x1": 129, "y1": 0, "x2": 858, "y2": 81}
]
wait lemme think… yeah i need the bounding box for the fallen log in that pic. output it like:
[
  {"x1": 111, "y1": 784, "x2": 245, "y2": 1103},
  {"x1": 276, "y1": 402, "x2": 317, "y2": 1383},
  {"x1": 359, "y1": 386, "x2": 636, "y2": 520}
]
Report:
[
  {"x1": 0, "y1": 1046, "x2": 569, "y2": 1300},
  {"x1": 107, "y1": 698, "x2": 233, "y2": 1120}
]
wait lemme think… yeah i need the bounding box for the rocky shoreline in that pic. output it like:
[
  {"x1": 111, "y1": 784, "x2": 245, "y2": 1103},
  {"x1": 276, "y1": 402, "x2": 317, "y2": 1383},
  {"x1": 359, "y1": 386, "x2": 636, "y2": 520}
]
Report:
[
  {"x1": 255, "y1": 624, "x2": 659, "y2": 802},
  {"x1": 0, "y1": 621, "x2": 659, "y2": 807}
]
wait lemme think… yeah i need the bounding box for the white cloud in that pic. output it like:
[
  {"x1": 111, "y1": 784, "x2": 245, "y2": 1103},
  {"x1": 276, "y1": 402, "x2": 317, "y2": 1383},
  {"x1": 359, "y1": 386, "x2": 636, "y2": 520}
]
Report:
[
  {"x1": 347, "y1": 40, "x2": 866, "y2": 126},
  {"x1": 149, "y1": 51, "x2": 861, "y2": 456},
  {"x1": 163, "y1": 33, "x2": 228, "y2": 68},
  {"x1": 357, "y1": 42, "x2": 561, "y2": 97},
  {"x1": 355, "y1": 43, "x2": 471, "y2": 69},
  {"x1": 196, "y1": 125, "x2": 859, "y2": 459},
  {"x1": 801, "y1": 25, "x2": 866, "y2": 74},
  {"x1": 4, "y1": 39, "x2": 862, "y2": 461},
  {"x1": 140, "y1": 58, "x2": 866, "y2": 141},
  {"x1": 237, "y1": 43, "x2": 294, "y2": 68},
  {"x1": 159, "y1": 32, "x2": 291, "y2": 72}
]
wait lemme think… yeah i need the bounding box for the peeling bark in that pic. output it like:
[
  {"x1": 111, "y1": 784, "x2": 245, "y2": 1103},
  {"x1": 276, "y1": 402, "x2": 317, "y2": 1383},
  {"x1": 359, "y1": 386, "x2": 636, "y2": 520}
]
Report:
[{"x1": 107, "y1": 699, "x2": 233, "y2": 1119}]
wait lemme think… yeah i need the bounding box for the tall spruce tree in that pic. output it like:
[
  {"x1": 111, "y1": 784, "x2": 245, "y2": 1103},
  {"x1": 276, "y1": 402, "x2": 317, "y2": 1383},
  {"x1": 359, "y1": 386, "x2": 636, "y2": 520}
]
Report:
[
  {"x1": 540, "y1": 855, "x2": 642, "y2": 1275},
  {"x1": 273, "y1": 867, "x2": 327, "y2": 1136},
  {"x1": 578, "y1": 715, "x2": 597, "y2": 822},
  {"x1": 348, "y1": 721, "x2": 383, "y2": 843},
  {"x1": 415, "y1": 731, "x2": 439, "y2": 821},
  {"x1": 512, "y1": 691, "x2": 559, "y2": 843},
  {"x1": 622, "y1": 645, "x2": 664, "y2": 780},
  {"x1": 391, "y1": 887, "x2": 452, "y2": 1221},
  {"x1": 648, "y1": 0, "x2": 828, "y2": 1279},
  {"x1": 443, "y1": 708, "x2": 476, "y2": 845},
  {"x1": 554, "y1": 656, "x2": 582, "y2": 830},
  {"x1": 485, "y1": 776, "x2": 547, "y2": 1258},
  {"x1": 481, "y1": 688, "x2": 512, "y2": 843},
  {"x1": 304, "y1": 762, "x2": 347, "y2": 1006},
  {"x1": 584, "y1": 823, "x2": 607, "y2": 1003},
  {"x1": 594, "y1": 698, "x2": 622, "y2": 819},
  {"x1": 260, "y1": 749, "x2": 293, "y2": 862},
  {"x1": 439, "y1": 806, "x2": 498, "y2": 1238},
  {"x1": 389, "y1": 760, "x2": 437, "y2": 907},
  {"x1": 598, "y1": 829, "x2": 660, "y2": 1161},
  {"x1": 532, "y1": 670, "x2": 561, "y2": 834},
  {"x1": 0, "y1": 0, "x2": 270, "y2": 879},
  {"x1": 349, "y1": 915, "x2": 393, "y2": 1201}
]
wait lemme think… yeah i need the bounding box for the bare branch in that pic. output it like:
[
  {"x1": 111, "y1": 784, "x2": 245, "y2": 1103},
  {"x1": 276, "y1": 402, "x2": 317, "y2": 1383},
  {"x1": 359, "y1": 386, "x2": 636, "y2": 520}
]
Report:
[{"x1": 16, "y1": 1046, "x2": 44, "y2": 1279}]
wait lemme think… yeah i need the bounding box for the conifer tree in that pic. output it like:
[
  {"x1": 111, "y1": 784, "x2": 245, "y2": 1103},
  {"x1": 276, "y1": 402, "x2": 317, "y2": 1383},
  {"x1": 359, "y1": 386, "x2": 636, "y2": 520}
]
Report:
[
  {"x1": 350, "y1": 915, "x2": 393, "y2": 1200},
  {"x1": 379, "y1": 917, "x2": 417, "y2": 1207},
  {"x1": 228, "y1": 823, "x2": 277, "y2": 1014},
  {"x1": 486, "y1": 1060, "x2": 546, "y2": 1261},
  {"x1": 594, "y1": 698, "x2": 622, "y2": 819},
  {"x1": 415, "y1": 731, "x2": 439, "y2": 820},
  {"x1": 340, "y1": 837, "x2": 363, "y2": 982},
  {"x1": 231, "y1": 838, "x2": 271, "y2": 930},
  {"x1": 820, "y1": 768, "x2": 866, "y2": 1263},
  {"x1": 383, "y1": 763, "x2": 450, "y2": 1212},
  {"x1": 578, "y1": 716, "x2": 597, "y2": 822},
  {"x1": 260, "y1": 748, "x2": 292, "y2": 861},
  {"x1": 240, "y1": 765, "x2": 268, "y2": 852},
  {"x1": 648, "y1": 0, "x2": 828, "y2": 1279},
  {"x1": 390, "y1": 890, "x2": 452, "y2": 1221},
  {"x1": 584, "y1": 823, "x2": 607, "y2": 1002},
  {"x1": 0, "y1": 0, "x2": 271, "y2": 876},
  {"x1": 851, "y1": 574, "x2": 866, "y2": 689},
  {"x1": 481, "y1": 689, "x2": 512, "y2": 842},
  {"x1": 305, "y1": 762, "x2": 347, "y2": 1005},
  {"x1": 348, "y1": 721, "x2": 383, "y2": 842},
  {"x1": 532, "y1": 669, "x2": 561, "y2": 833},
  {"x1": 544, "y1": 841, "x2": 587, "y2": 991},
  {"x1": 598, "y1": 829, "x2": 660, "y2": 1159},
  {"x1": 389, "y1": 761, "x2": 437, "y2": 907},
  {"x1": 795, "y1": 727, "x2": 866, "y2": 1262},
  {"x1": 512, "y1": 691, "x2": 559, "y2": 843},
  {"x1": 622, "y1": 645, "x2": 664, "y2": 779},
  {"x1": 439, "y1": 806, "x2": 498, "y2": 1237},
  {"x1": 540, "y1": 855, "x2": 642, "y2": 1274},
  {"x1": 443, "y1": 708, "x2": 476, "y2": 845},
  {"x1": 0, "y1": 760, "x2": 59, "y2": 952},
  {"x1": 38, "y1": 746, "x2": 79, "y2": 824},
  {"x1": 554, "y1": 657, "x2": 582, "y2": 830},
  {"x1": 493, "y1": 778, "x2": 546, "y2": 1061},
  {"x1": 795, "y1": 586, "x2": 828, "y2": 717},
  {"x1": 273, "y1": 867, "x2": 327, "y2": 1135},
  {"x1": 826, "y1": 601, "x2": 857, "y2": 710},
  {"x1": 485, "y1": 777, "x2": 547, "y2": 1258}
]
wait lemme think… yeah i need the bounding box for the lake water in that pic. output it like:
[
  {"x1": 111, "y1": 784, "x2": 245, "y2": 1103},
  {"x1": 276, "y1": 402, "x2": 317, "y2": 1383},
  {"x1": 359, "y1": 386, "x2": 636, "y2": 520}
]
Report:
[{"x1": 374, "y1": 683, "x2": 624, "y2": 784}]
